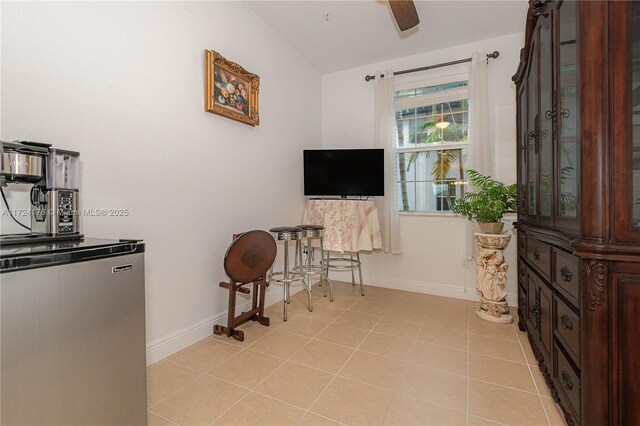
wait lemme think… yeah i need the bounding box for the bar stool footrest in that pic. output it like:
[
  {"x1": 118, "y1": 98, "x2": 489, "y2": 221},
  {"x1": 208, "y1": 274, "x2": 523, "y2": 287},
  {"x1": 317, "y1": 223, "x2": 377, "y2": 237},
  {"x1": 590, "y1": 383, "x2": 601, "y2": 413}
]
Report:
[
  {"x1": 269, "y1": 271, "x2": 305, "y2": 284},
  {"x1": 292, "y1": 265, "x2": 326, "y2": 275},
  {"x1": 322, "y1": 257, "x2": 362, "y2": 271}
]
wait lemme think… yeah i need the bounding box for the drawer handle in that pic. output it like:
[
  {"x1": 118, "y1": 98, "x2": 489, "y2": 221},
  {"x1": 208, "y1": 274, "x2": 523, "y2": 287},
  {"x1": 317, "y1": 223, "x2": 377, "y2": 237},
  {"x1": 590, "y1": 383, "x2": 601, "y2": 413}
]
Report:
[
  {"x1": 561, "y1": 371, "x2": 573, "y2": 391},
  {"x1": 533, "y1": 250, "x2": 540, "y2": 260},
  {"x1": 561, "y1": 314, "x2": 573, "y2": 330},
  {"x1": 560, "y1": 266, "x2": 573, "y2": 282}
]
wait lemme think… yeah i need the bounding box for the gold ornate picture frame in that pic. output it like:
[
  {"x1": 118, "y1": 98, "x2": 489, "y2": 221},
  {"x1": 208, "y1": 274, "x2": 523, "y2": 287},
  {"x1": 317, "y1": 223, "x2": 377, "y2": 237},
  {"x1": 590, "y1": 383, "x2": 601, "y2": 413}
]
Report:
[{"x1": 205, "y1": 49, "x2": 260, "y2": 126}]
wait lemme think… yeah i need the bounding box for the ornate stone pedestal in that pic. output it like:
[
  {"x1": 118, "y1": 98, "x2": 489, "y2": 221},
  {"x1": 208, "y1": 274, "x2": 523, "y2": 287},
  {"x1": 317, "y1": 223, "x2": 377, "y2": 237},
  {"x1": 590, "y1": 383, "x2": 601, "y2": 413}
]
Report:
[{"x1": 474, "y1": 232, "x2": 512, "y2": 324}]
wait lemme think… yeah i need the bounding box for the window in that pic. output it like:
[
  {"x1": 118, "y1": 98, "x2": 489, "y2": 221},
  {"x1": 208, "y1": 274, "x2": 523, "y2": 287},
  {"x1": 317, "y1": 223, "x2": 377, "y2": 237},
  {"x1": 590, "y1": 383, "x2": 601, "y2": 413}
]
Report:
[{"x1": 395, "y1": 77, "x2": 469, "y2": 212}]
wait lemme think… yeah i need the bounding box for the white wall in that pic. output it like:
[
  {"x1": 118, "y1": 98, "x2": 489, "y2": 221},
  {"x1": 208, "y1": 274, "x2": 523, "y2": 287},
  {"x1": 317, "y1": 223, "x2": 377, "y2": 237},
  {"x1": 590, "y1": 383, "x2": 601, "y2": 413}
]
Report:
[
  {"x1": 1, "y1": 1, "x2": 321, "y2": 363},
  {"x1": 321, "y1": 32, "x2": 523, "y2": 305}
]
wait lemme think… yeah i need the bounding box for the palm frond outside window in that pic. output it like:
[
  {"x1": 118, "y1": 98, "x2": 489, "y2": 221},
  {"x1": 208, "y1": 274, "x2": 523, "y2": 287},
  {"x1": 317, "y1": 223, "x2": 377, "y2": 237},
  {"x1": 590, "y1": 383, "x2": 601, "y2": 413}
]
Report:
[{"x1": 395, "y1": 79, "x2": 469, "y2": 212}]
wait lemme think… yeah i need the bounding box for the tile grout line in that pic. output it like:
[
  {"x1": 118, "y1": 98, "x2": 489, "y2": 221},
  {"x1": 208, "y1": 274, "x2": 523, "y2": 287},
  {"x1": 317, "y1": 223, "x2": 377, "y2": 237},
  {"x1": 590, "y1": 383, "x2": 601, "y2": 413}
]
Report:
[
  {"x1": 469, "y1": 414, "x2": 510, "y2": 426},
  {"x1": 301, "y1": 291, "x2": 375, "y2": 422},
  {"x1": 147, "y1": 409, "x2": 180, "y2": 425},
  {"x1": 466, "y1": 377, "x2": 548, "y2": 398},
  {"x1": 258, "y1": 343, "x2": 549, "y2": 400},
  {"x1": 150, "y1": 343, "x2": 258, "y2": 419},
  {"x1": 150, "y1": 293, "x2": 312, "y2": 423},
  {"x1": 461, "y1": 348, "x2": 530, "y2": 366},
  {"x1": 466, "y1": 303, "x2": 471, "y2": 425},
  {"x1": 261, "y1": 357, "x2": 402, "y2": 397},
  {"x1": 206, "y1": 333, "x2": 319, "y2": 423},
  {"x1": 514, "y1": 326, "x2": 552, "y2": 426},
  {"x1": 150, "y1": 285, "x2": 529, "y2": 426},
  {"x1": 211, "y1": 339, "x2": 460, "y2": 422},
  {"x1": 208, "y1": 283, "x2": 365, "y2": 426},
  {"x1": 251, "y1": 390, "x2": 349, "y2": 426},
  {"x1": 242, "y1": 345, "x2": 473, "y2": 418},
  {"x1": 381, "y1": 299, "x2": 430, "y2": 425},
  {"x1": 302, "y1": 294, "x2": 396, "y2": 424},
  {"x1": 147, "y1": 361, "x2": 206, "y2": 411},
  {"x1": 207, "y1": 392, "x2": 250, "y2": 426},
  {"x1": 386, "y1": 304, "x2": 478, "y2": 420},
  {"x1": 467, "y1": 330, "x2": 524, "y2": 343},
  {"x1": 145, "y1": 285, "x2": 395, "y2": 424}
]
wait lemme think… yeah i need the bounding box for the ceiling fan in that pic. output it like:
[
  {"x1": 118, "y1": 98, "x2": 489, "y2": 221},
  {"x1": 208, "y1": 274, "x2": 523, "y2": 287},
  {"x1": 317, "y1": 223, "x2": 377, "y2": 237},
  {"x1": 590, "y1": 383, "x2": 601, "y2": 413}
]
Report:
[{"x1": 388, "y1": 0, "x2": 420, "y2": 32}]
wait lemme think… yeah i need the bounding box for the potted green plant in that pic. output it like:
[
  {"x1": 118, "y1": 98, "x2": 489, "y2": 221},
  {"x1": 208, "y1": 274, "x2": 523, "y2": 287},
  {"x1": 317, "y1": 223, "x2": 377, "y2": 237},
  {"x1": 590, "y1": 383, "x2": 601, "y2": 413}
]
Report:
[{"x1": 452, "y1": 169, "x2": 517, "y2": 234}]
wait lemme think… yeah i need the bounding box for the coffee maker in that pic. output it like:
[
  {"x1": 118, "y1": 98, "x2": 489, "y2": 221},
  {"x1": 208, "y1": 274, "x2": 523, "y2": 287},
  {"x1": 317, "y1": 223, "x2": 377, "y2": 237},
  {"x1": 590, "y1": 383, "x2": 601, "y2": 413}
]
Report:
[{"x1": 1, "y1": 140, "x2": 82, "y2": 244}]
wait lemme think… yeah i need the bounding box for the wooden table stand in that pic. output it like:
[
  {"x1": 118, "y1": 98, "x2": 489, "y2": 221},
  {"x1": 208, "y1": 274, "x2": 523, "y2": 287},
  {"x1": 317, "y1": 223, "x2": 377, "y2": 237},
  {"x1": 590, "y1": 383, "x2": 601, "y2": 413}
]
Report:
[
  {"x1": 213, "y1": 231, "x2": 276, "y2": 342},
  {"x1": 213, "y1": 278, "x2": 270, "y2": 342}
]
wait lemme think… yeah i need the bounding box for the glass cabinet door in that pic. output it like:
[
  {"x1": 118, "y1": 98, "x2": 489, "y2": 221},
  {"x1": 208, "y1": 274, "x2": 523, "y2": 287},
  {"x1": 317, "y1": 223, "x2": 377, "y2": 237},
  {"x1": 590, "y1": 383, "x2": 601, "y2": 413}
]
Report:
[
  {"x1": 632, "y1": 0, "x2": 640, "y2": 228},
  {"x1": 613, "y1": 0, "x2": 640, "y2": 241},
  {"x1": 527, "y1": 38, "x2": 539, "y2": 217},
  {"x1": 539, "y1": 14, "x2": 554, "y2": 222},
  {"x1": 556, "y1": 0, "x2": 579, "y2": 227},
  {"x1": 518, "y1": 86, "x2": 529, "y2": 218}
]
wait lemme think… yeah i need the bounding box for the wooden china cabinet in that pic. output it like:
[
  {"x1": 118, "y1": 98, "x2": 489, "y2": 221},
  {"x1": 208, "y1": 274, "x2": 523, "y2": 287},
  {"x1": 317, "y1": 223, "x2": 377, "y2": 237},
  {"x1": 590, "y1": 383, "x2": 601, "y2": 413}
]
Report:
[{"x1": 513, "y1": 1, "x2": 640, "y2": 424}]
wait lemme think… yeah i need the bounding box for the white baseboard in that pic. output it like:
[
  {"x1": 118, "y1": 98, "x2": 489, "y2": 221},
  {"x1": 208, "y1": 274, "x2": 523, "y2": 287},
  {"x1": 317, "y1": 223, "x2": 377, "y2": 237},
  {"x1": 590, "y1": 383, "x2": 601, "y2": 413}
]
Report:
[
  {"x1": 364, "y1": 275, "x2": 518, "y2": 307},
  {"x1": 145, "y1": 288, "x2": 286, "y2": 366}
]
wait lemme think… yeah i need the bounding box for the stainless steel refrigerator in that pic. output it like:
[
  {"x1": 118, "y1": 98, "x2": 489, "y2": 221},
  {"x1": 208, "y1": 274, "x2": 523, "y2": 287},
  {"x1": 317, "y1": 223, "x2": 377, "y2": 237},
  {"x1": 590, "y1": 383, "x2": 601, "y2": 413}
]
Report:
[{"x1": 0, "y1": 238, "x2": 147, "y2": 425}]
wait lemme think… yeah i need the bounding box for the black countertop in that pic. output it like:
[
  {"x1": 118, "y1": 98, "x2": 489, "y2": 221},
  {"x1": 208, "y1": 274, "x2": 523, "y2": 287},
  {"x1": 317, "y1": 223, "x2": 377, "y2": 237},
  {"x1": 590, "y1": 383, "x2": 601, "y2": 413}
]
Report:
[{"x1": 1, "y1": 237, "x2": 145, "y2": 272}]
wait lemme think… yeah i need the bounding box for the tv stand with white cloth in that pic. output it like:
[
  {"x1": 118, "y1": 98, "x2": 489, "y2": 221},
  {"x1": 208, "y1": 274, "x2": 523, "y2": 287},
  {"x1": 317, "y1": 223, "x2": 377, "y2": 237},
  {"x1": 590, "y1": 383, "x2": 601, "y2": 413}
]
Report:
[{"x1": 302, "y1": 199, "x2": 382, "y2": 294}]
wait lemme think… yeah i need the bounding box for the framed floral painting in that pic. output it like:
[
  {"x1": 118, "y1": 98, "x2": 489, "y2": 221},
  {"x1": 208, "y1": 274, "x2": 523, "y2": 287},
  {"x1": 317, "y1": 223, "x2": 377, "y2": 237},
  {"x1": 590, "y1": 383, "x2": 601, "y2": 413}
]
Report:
[{"x1": 205, "y1": 49, "x2": 260, "y2": 126}]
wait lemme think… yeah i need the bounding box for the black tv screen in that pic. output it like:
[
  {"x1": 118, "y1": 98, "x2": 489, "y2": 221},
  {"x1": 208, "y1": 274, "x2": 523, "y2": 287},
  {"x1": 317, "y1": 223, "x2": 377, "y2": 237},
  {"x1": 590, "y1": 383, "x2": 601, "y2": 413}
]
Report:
[{"x1": 303, "y1": 149, "x2": 384, "y2": 197}]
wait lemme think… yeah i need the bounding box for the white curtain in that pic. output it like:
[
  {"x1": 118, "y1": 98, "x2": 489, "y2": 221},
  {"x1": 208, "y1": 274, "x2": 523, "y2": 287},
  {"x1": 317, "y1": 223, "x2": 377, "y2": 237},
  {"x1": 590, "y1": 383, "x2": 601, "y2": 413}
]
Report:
[
  {"x1": 468, "y1": 51, "x2": 493, "y2": 177},
  {"x1": 373, "y1": 70, "x2": 402, "y2": 254},
  {"x1": 466, "y1": 51, "x2": 493, "y2": 260}
]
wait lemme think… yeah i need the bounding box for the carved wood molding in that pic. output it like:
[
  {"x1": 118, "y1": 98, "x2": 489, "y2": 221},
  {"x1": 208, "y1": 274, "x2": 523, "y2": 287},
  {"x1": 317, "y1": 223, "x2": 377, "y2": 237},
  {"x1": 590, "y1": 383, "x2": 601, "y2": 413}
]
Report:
[
  {"x1": 529, "y1": 0, "x2": 548, "y2": 18},
  {"x1": 513, "y1": 0, "x2": 552, "y2": 83},
  {"x1": 526, "y1": 333, "x2": 577, "y2": 426},
  {"x1": 581, "y1": 260, "x2": 607, "y2": 311},
  {"x1": 513, "y1": 222, "x2": 575, "y2": 252},
  {"x1": 571, "y1": 238, "x2": 640, "y2": 262}
]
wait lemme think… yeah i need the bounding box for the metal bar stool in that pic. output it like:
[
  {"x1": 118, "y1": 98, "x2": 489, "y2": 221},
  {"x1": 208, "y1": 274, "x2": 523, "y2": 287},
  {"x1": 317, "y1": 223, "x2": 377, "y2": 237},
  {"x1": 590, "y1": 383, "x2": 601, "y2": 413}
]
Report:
[
  {"x1": 294, "y1": 224, "x2": 333, "y2": 308},
  {"x1": 268, "y1": 226, "x2": 310, "y2": 321},
  {"x1": 323, "y1": 250, "x2": 364, "y2": 296}
]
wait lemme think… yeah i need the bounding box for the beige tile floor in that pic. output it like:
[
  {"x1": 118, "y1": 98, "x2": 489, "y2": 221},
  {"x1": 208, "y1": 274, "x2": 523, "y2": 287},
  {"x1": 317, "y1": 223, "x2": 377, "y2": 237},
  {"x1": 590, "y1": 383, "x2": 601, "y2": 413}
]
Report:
[{"x1": 147, "y1": 282, "x2": 568, "y2": 426}]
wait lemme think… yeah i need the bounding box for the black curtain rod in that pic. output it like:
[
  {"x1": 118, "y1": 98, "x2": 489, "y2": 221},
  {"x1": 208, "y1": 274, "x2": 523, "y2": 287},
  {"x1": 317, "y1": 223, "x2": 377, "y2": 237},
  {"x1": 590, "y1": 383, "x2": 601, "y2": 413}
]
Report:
[{"x1": 364, "y1": 51, "x2": 500, "y2": 82}]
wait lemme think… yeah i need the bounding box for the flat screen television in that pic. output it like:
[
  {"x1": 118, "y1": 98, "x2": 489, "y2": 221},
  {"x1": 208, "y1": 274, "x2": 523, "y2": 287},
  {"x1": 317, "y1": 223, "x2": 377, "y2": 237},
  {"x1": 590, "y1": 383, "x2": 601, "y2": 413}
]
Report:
[{"x1": 303, "y1": 149, "x2": 384, "y2": 197}]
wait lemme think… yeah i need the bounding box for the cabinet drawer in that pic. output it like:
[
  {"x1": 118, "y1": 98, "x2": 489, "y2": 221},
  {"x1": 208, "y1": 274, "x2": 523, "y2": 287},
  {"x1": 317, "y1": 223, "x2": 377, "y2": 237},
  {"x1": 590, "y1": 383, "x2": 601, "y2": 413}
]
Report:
[
  {"x1": 553, "y1": 250, "x2": 580, "y2": 307},
  {"x1": 555, "y1": 344, "x2": 581, "y2": 421},
  {"x1": 518, "y1": 258, "x2": 526, "y2": 285},
  {"x1": 554, "y1": 296, "x2": 581, "y2": 364},
  {"x1": 518, "y1": 233, "x2": 527, "y2": 253},
  {"x1": 526, "y1": 238, "x2": 551, "y2": 279}
]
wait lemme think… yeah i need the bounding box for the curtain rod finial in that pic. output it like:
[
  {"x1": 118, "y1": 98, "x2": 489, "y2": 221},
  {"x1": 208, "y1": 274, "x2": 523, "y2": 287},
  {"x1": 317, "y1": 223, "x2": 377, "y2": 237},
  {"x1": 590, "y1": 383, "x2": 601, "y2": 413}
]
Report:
[
  {"x1": 365, "y1": 75, "x2": 376, "y2": 81},
  {"x1": 487, "y1": 51, "x2": 500, "y2": 59}
]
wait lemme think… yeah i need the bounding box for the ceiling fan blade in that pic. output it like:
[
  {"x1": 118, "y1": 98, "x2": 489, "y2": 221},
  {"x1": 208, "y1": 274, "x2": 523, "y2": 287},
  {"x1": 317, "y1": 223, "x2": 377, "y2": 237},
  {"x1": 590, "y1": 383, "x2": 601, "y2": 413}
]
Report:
[{"x1": 388, "y1": 0, "x2": 420, "y2": 32}]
